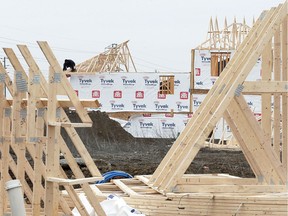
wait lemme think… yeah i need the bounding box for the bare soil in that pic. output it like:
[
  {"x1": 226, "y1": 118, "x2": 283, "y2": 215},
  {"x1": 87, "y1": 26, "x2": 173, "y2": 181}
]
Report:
[{"x1": 61, "y1": 111, "x2": 255, "y2": 178}]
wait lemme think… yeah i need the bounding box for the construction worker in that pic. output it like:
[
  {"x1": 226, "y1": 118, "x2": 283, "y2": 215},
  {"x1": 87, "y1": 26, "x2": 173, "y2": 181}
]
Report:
[{"x1": 63, "y1": 59, "x2": 76, "y2": 72}]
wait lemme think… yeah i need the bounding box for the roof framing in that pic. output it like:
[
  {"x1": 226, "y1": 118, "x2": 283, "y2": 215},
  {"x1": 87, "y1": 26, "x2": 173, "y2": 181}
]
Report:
[
  {"x1": 149, "y1": 1, "x2": 288, "y2": 193},
  {"x1": 75, "y1": 40, "x2": 137, "y2": 73}
]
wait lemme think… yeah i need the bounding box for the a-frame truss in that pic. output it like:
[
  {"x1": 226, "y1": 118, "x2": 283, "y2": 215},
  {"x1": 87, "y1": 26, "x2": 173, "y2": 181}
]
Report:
[
  {"x1": 77, "y1": 2, "x2": 286, "y2": 216},
  {"x1": 0, "y1": 42, "x2": 106, "y2": 215},
  {"x1": 197, "y1": 17, "x2": 252, "y2": 50},
  {"x1": 75, "y1": 40, "x2": 137, "y2": 73},
  {"x1": 148, "y1": 1, "x2": 287, "y2": 193},
  {"x1": 0, "y1": 1, "x2": 287, "y2": 216}
]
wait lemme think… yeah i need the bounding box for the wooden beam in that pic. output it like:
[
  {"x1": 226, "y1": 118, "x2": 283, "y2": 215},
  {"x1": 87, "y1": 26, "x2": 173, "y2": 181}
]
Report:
[
  {"x1": 27, "y1": 68, "x2": 42, "y2": 216},
  {"x1": 192, "y1": 80, "x2": 288, "y2": 94},
  {"x1": 243, "y1": 81, "x2": 288, "y2": 93},
  {"x1": 226, "y1": 95, "x2": 286, "y2": 183},
  {"x1": 0, "y1": 62, "x2": 5, "y2": 215},
  {"x1": 151, "y1": 4, "x2": 286, "y2": 192},
  {"x1": 281, "y1": 13, "x2": 288, "y2": 177},
  {"x1": 4, "y1": 48, "x2": 28, "y2": 200},
  {"x1": 18, "y1": 44, "x2": 101, "y2": 177},
  {"x1": 223, "y1": 111, "x2": 263, "y2": 177},
  {"x1": 59, "y1": 169, "x2": 90, "y2": 216},
  {"x1": 190, "y1": 49, "x2": 195, "y2": 113},
  {"x1": 177, "y1": 176, "x2": 258, "y2": 185},
  {"x1": 112, "y1": 179, "x2": 139, "y2": 196},
  {"x1": 273, "y1": 26, "x2": 281, "y2": 160},
  {"x1": 48, "y1": 122, "x2": 92, "y2": 128},
  {"x1": 173, "y1": 184, "x2": 287, "y2": 193},
  {"x1": 47, "y1": 177, "x2": 103, "y2": 186},
  {"x1": 45, "y1": 67, "x2": 60, "y2": 216},
  {"x1": 37, "y1": 41, "x2": 92, "y2": 123},
  {"x1": 5, "y1": 98, "x2": 100, "y2": 108},
  {"x1": 0, "y1": 63, "x2": 13, "y2": 95},
  {"x1": 261, "y1": 40, "x2": 273, "y2": 143},
  {"x1": 59, "y1": 136, "x2": 106, "y2": 216}
]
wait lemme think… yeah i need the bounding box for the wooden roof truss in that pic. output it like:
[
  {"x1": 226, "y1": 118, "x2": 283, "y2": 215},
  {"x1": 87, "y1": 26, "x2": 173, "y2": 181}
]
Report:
[
  {"x1": 75, "y1": 40, "x2": 137, "y2": 73},
  {"x1": 0, "y1": 1, "x2": 287, "y2": 215},
  {"x1": 0, "y1": 42, "x2": 106, "y2": 215},
  {"x1": 149, "y1": 1, "x2": 287, "y2": 194},
  {"x1": 197, "y1": 17, "x2": 252, "y2": 50}
]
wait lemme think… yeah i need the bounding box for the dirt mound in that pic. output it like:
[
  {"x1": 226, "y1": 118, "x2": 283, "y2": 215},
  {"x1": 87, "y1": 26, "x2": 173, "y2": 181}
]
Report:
[{"x1": 62, "y1": 111, "x2": 254, "y2": 178}]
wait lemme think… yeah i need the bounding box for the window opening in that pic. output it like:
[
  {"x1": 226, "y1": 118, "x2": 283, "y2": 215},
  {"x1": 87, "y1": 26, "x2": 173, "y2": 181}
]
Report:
[
  {"x1": 159, "y1": 75, "x2": 174, "y2": 94},
  {"x1": 211, "y1": 52, "x2": 231, "y2": 76}
]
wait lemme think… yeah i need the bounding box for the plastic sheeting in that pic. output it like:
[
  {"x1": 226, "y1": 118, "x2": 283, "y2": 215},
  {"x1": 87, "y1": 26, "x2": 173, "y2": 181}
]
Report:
[
  {"x1": 121, "y1": 94, "x2": 262, "y2": 139},
  {"x1": 193, "y1": 49, "x2": 262, "y2": 89},
  {"x1": 72, "y1": 194, "x2": 145, "y2": 216},
  {"x1": 123, "y1": 113, "x2": 192, "y2": 138},
  {"x1": 70, "y1": 72, "x2": 191, "y2": 113}
]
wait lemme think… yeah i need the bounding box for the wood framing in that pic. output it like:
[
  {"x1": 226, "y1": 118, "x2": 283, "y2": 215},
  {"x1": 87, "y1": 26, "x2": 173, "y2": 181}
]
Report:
[
  {"x1": 197, "y1": 17, "x2": 251, "y2": 50},
  {"x1": 0, "y1": 41, "x2": 106, "y2": 215},
  {"x1": 148, "y1": 1, "x2": 287, "y2": 194},
  {"x1": 0, "y1": 1, "x2": 287, "y2": 216},
  {"x1": 75, "y1": 40, "x2": 137, "y2": 73}
]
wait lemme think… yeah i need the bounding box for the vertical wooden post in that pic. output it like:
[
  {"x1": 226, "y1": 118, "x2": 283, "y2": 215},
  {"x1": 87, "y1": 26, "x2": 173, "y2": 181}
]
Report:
[
  {"x1": 1, "y1": 107, "x2": 11, "y2": 214},
  {"x1": 32, "y1": 108, "x2": 45, "y2": 216},
  {"x1": 0, "y1": 70, "x2": 5, "y2": 215},
  {"x1": 27, "y1": 69, "x2": 43, "y2": 216},
  {"x1": 45, "y1": 67, "x2": 60, "y2": 215},
  {"x1": 12, "y1": 71, "x2": 26, "y2": 188},
  {"x1": 261, "y1": 40, "x2": 272, "y2": 143},
  {"x1": 190, "y1": 49, "x2": 195, "y2": 113},
  {"x1": 273, "y1": 27, "x2": 281, "y2": 160},
  {"x1": 281, "y1": 15, "x2": 288, "y2": 173}
]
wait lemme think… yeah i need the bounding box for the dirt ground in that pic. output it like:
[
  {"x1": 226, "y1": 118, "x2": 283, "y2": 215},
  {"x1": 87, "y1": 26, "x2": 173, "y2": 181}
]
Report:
[{"x1": 61, "y1": 111, "x2": 255, "y2": 178}]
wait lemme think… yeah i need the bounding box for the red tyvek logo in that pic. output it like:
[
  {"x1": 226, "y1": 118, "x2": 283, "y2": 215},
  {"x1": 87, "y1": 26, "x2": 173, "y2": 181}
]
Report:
[
  {"x1": 180, "y1": 92, "x2": 189, "y2": 99},
  {"x1": 195, "y1": 68, "x2": 201, "y2": 76},
  {"x1": 158, "y1": 92, "x2": 166, "y2": 99},
  {"x1": 165, "y1": 113, "x2": 174, "y2": 117},
  {"x1": 92, "y1": 90, "x2": 100, "y2": 98},
  {"x1": 135, "y1": 91, "x2": 144, "y2": 99},
  {"x1": 114, "y1": 90, "x2": 122, "y2": 98},
  {"x1": 143, "y1": 113, "x2": 151, "y2": 117}
]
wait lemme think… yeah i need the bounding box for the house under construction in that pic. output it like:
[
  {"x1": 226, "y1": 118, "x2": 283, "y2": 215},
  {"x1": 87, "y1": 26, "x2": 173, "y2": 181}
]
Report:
[{"x1": 0, "y1": 1, "x2": 287, "y2": 215}]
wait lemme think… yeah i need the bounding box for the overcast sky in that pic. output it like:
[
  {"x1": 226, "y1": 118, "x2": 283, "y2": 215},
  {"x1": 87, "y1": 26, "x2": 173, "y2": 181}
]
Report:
[{"x1": 0, "y1": 0, "x2": 285, "y2": 75}]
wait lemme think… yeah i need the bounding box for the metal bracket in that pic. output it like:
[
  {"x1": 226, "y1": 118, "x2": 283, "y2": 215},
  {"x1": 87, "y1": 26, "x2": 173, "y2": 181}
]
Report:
[
  {"x1": 37, "y1": 108, "x2": 46, "y2": 117},
  {"x1": 5, "y1": 108, "x2": 11, "y2": 117},
  {"x1": 20, "y1": 108, "x2": 27, "y2": 118},
  {"x1": 235, "y1": 84, "x2": 244, "y2": 97},
  {"x1": 53, "y1": 73, "x2": 61, "y2": 83},
  {"x1": 218, "y1": 84, "x2": 226, "y2": 94},
  {"x1": 16, "y1": 71, "x2": 28, "y2": 92},
  {"x1": 15, "y1": 137, "x2": 25, "y2": 143},
  {"x1": 32, "y1": 74, "x2": 40, "y2": 84},
  {"x1": 56, "y1": 107, "x2": 61, "y2": 119},
  {"x1": 0, "y1": 73, "x2": 5, "y2": 83},
  {"x1": 29, "y1": 137, "x2": 40, "y2": 143},
  {"x1": 257, "y1": 175, "x2": 264, "y2": 183}
]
